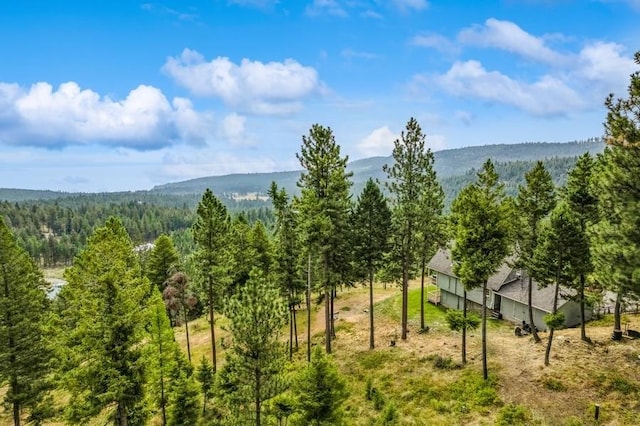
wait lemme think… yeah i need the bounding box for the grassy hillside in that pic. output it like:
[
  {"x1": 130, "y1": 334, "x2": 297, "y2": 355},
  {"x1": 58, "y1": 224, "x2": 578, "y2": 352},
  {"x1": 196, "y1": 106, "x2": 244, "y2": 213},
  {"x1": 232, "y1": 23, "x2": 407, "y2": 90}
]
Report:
[{"x1": 172, "y1": 282, "x2": 639, "y2": 426}]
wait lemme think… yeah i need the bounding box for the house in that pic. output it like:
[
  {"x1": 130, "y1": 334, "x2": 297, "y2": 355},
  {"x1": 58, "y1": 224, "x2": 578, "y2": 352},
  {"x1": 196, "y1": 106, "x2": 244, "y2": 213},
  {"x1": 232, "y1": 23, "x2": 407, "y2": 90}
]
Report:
[{"x1": 427, "y1": 248, "x2": 591, "y2": 331}]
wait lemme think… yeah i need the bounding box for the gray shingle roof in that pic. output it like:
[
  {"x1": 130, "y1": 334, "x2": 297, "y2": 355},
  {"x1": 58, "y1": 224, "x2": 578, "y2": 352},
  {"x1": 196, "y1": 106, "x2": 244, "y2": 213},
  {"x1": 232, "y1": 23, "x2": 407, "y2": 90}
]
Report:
[{"x1": 497, "y1": 274, "x2": 573, "y2": 313}]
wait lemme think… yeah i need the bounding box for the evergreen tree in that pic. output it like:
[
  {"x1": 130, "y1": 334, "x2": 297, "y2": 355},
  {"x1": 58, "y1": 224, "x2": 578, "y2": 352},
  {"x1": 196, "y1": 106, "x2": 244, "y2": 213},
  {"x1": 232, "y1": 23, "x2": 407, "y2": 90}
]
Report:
[
  {"x1": 445, "y1": 309, "x2": 480, "y2": 365},
  {"x1": 192, "y1": 189, "x2": 230, "y2": 372},
  {"x1": 196, "y1": 356, "x2": 215, "y2": 416},
  {"x1": 146, "y1": 234, "x2": 181, "y2": 295},
  {"x1": 450, "y1": 160, "x2": 511, "y2": 379},
  {"x1": 218, "y1": 269, "x2": 288, "y2": 426},
  {"x1": 565, "y1": 153, "x2": 598, "y2": 342},
  {"x1": 0, "y1": 218, "x2": 52, "y2": 426},
  {"x1": 384, "y1": 117, "x2": 439, "y2": 340},
  {"x1": 592, "y1": 53, "x2": 640, "y2": 335},
  {"x1": 297, "y1": 124, "x2": 353, "y2": 354},
  {"x1": 293, "y1": 346, "x2": 349, "y2": 425},
  {"x1": 163, "y1": 272, "x2": 197, "y2": 363},
  {"x1": 250, "y1": 220, "x2": 274, "y2": 278},
  {"x1": 350, "y1": 179, "x2": 392, "y2": 349},
  {"x1": 268, "y1": 182, "x2": 304, "y2": 359},
  {"x1": 228, "y1": 214, "x2": 253, "y2": 293},
  {"x1": 531, "y1": 202, "x2": 590, "y2": 365},
  {"x1": 166, "y1": 355, "x2": 200, "y2": 426},
  {"x1": 515, "y1": 161, "x2": 556, "y2": 343},
  {"x1": 55, "y1": 217, "x2": 149, "y2": 425}
]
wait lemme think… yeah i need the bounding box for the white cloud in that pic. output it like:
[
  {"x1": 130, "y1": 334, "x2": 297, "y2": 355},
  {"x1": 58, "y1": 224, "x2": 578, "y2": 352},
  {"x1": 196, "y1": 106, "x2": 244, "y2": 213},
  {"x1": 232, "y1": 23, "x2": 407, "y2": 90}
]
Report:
[
  {"x1": 341, "y1": 48, "x2": 379, "y2": 59},
  {"x1": 305, "y1": 0, "x2": 348, "y2": 17},
  {"x1": 361, "y1": 9, "x2": 383, "y2": 19},
  {"x1": 221, "y1": 113, "x2": 255, "y2": 146},
  {"x1": 357, "y1": 126, "x2": 398, "y2": 157},
  {"x1": 458, "y1": 18, "x2": 565, "y2": 64},
  {"x1": 393, "y1": 0, "x2": 428, "y2": 11},
  {"x1": 454, "y1": 110, "x2": 474, "y2": 126},
  {"x1": 228, "y1": 0, "x2": 279, "y2": 9},
  {"x1": 163, "y1": 49, "x2": 322, "y2": 115},
  {"x1": 576, "y1": 41, "x2": 636, "y2": 93},
  {"x1": 0, "y1": 81, "x2": 216, "y2": 149},
  {"x1": 435, "y1": 60, "x2": 585, "y2": 116},
  {"x1": 411, "y1": 34, "x2": 458, "y2": 54}
]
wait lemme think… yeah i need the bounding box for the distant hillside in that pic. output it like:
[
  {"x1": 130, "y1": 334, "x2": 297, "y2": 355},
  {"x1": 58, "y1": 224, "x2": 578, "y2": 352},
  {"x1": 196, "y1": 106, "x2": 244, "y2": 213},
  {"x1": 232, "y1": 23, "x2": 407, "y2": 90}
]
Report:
[
  {"x1": 0, "y1": 139, "x2": 605, "y2": 206},
  {"x1": 151, "y1": 138, "x2": 605, "y2": 198}
]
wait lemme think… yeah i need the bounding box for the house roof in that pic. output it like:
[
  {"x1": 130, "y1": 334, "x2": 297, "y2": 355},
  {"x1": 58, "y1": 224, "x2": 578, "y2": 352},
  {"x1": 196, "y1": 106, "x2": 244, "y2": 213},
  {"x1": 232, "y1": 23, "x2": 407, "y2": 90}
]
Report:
[
  {"x1": 427, "y1": 248, "x2": 517, "y2": 291},
  {"x1": 497, "y1": 275, "x2": 574, "y2": 313}
]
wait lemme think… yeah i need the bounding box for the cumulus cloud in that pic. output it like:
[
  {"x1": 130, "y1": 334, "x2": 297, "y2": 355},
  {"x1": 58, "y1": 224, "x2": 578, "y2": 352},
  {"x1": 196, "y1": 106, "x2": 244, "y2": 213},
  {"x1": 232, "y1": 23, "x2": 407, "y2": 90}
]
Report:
[
  {"x1": 0, "y1": 81, "x2": 215, "y2": 149},
  {"x1": 163, "y1": 49, "x2": 322, "y2": 115},
  {"x1": 357, "y1": 126, "x2": 398, "y2": 157},
  {"x1": 576, "y1": 41, "x2": 636, "y2": 93},
  {"x1": 458, "y1": 18, "x2": 565, "y2": 64},
  {"x1": 435, "y1": 60, "x2": 585, "y2": 116}
]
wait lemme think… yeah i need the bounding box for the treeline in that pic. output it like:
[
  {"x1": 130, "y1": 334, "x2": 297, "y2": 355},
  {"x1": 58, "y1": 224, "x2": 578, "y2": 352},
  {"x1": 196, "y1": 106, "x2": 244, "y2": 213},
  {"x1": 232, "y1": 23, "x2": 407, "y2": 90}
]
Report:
[{"x1": 0, "y1": 199, "x2": 273, "y2": 266}]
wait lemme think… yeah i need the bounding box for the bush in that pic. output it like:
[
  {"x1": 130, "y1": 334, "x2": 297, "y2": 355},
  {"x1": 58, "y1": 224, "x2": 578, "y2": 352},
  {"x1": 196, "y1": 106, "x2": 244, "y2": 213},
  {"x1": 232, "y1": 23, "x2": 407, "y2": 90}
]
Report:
[
  {"x1": 427, "y1": 354, "x2": 461, "y2": 370},
  {"x1": 496, "y1": 404, "x2": 531, "y2": 426},
  {"x1": 542, "y1": 376, "x2": 567, "y2": 392},
  {"x1": 377, "y1": 402, "x2": 398, "y2": 425},
  {"x1": 544, "y1": 312, "x2": 566, "y2": 329}
]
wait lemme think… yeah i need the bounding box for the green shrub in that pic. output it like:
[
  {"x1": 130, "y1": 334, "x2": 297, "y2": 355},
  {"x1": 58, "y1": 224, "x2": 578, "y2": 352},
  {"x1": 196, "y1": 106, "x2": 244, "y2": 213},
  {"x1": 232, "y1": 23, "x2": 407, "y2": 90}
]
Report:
[
  {"x1": 543, "y1": 376, "x2": 567, "y2": 392},
  {"x1": 563, "y1": 416, "x2": 584, "y2": 426},
  {"x1": 544, "y1": 312, "x2": 566, "y2": 329},
  {"x1": 377, "y1": 402, "x2": 398, "y2": 425},
  {"x1": 496, "y1": 404, "x2": 531, "y2": 426},
  {"x1": 426, "y1": 354, "x2": 461, "y2": 370}
]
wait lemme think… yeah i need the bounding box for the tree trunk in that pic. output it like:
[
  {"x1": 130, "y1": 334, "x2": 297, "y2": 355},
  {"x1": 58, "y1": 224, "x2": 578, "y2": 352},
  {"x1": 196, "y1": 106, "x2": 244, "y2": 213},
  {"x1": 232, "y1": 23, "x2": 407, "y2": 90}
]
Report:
[
  {"x1": 420, "y1": 255, "x2": 426, "y2": 331},
  {"x1": 208, "y1": 277, "x2": 217, "y2": 372},
  {"x1": 116, "y1": 403, "x2": 128, "y2": 426},
  {"x1": 330, "y1": 287, "x2": 336, "y2": 339},
  {"x1": 255, "y1": 371, "x2": 261, "y2": 426},
  {"x1": 401, "y1": 264, "x2": 408, "y2": 341},
  {"x1": 579, "y1": 274, "x2": 588, "y2": 342},
  {"x1": 13, "y1": 401, "x2": 20, "y2": 426},
  {"x1": 369, "y1": 268, "x2": 375, "y2": 350},
  {"x1": 481, "y1": 280, "x2": 488, "y2": 380},
  {"x1": 289, "y1": 301, "x2": 294, "y2": 360},
  {"x1": 545, "y1": 281, "x2": 561, "y2": 366},
  {"x1": 325, "y1": 282, "x2": 331, "y2": 353},
  {"x1": 307, "y1": 254, "x2": 311, "y2": 362},
  {"x1": 184, "y1": 309, "x2": 192, "y2": 364},
  {"x1": 614, "y1": 290, "x2": 622, "y2": 333},
  {"x1": 528, "y1": 276, "x2": 541, "y2": 343},
  {"x1": 462, "y1": 290, "x2": 467, "y2": 365},
  {"x1": 293, "y1": 305, "x2": 299, "y2": 351},
  {"x1": 159, "y1": 315, "x2": 167, "y2": 426}
]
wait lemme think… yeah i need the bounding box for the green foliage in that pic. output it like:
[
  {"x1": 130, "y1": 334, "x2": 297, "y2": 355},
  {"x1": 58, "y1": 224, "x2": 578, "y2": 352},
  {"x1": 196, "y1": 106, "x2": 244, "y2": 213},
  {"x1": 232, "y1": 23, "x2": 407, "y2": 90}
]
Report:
[
  {"x1": 448, "y1": 370, "x2": 500, "y2": 411},
  {"x1": 496, "y1": 404, "x2": 532, "y2": 426},
  {"x1": 0, "y1": 217, "x2": 52, "y2": 424},
  {"x1": 426, "y1": 354, "x2": 461, "y2": 371},
  {"x1": 196, "y1": 356, "x2": 214, "y2": 414},
  {"x1": 377, "y1": 402, "x2": 398, "y2": 425},
  {"x1": 542, "y1": 376, "x2": 567, "y2": 392},
  {"x1": 544, "y1": 312, "x2": 566, "y2": 329},
  {"x1": 219, "y1": 269, "x2": 288, "y2": 424},
  {"x1": 445, "y1": 310, "x2": 480, "y2": 332},
  {"x1": 167, "y1": 361, "x2": 200, "y2": 426},
  {"x1": 55, "y1": 217, "x2": 150, "y2": 425},
  {"x1": 146, "y1": 234, "x2": 181, "y2": 294},
  {"x1": 293, "y1": 346, "x2": 349, "y2": 425}
]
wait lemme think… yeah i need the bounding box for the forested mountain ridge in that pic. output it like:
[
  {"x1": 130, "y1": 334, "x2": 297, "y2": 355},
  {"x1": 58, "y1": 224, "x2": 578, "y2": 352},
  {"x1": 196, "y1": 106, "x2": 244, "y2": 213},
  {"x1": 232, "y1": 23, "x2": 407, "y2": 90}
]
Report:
[{"x1": 0, "y1": 138, "x2": 604, "y2": 205}]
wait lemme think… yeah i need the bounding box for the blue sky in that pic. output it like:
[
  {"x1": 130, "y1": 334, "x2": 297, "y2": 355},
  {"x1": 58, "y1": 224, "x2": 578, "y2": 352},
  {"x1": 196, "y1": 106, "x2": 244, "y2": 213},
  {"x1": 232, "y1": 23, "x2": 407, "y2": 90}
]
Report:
[{"x1": 0, "y1": 0, "x2": 638, "y2": 192}]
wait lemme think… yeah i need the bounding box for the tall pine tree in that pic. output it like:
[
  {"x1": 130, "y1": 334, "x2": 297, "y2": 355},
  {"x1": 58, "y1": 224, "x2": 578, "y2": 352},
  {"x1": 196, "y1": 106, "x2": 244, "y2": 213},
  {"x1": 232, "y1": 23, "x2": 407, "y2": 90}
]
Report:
[
  {"x1": 384, "y1": 117, "x2": 439, "y2": 340},
  {"x1": 192, "y1": 189, "x2": 230, "y2": 372},
  {"x1": 0, "y1": 218, "x2": 52, "y2": 426},
  {"x1": 450, "y1": 160, "x2": 510, "y2": 380},
  {"x1": 55, "y1": 217, "x2": 149, "y2": 425},
  {"x1": 297, "y1": 124, "x2": 352, "y2": 354},
  {"x1": 515, "y1": 161, "x2": 556, "y2": 343},
  {"x1": 350, "y1": 179, "x2": 392, "y2": 349}
]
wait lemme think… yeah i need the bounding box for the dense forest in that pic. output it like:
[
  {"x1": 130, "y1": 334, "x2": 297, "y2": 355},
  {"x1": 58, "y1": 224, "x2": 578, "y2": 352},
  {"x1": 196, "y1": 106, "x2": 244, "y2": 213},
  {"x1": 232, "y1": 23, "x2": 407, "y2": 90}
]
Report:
[{"x1": 1, "y1": 57, "x2": 639, "y2": 426}]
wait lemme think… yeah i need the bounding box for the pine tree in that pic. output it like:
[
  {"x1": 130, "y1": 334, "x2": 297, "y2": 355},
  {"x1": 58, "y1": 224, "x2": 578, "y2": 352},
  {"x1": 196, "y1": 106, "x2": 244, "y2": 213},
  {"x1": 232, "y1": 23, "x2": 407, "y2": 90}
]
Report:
[
  {"x1": 0, "y1": 218, "x2": 52, "y2": 426},
  {"x1": 384, "y1": 117, "x2": 439, "y2": 340},
  {"x1": 293, "y1": 346, "x2": 349, "y2": 425},
  {"x1": 249, "y1": 220, "x2": 274, "y2": 278},
  {"x1": 218, "y1": 269, "x2": 288, "y2": 426},
  {"x1": 55, "y1": 217, "x2": 149, "y2": 425},
  {"x1": 564, "y1": 154, "x2": 598, "y2": 342},
  {"x1": 228, "y1": 214, "x2": 253, "y2": 293},
  {"x1": 450, "y1": 160, "x2": 511, "y2": 379},
  {"x1": 592, "y1": 52, "x2": 640, "y2": 336},
  {"x1": 350, "y1": 179, "x2": 392, "y2": 349},
  {"x1": 146, "y1": 234, "x2": 181, "y2": 295},
  {"x1": 268, "y1": 182, "x2": 304, "y2": 359},
  {"x1": 196, "y1": 356, "x2": 214, "y2": 416},
  {"x1": 297, "y1": 124, "x2": 353, "y2": 354},
  {"x1": 515, "y1": 161, "x2": 556, "y2": 343},
  {"x1": 530, "y1": 202, "x2": 589, "y2": 366},
  {"x1": 166, "y1": 354, "x2": 200, "y2": 426},
  {"x1": 192, "y1": 189, "x2": 230, "y2": 372}
]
